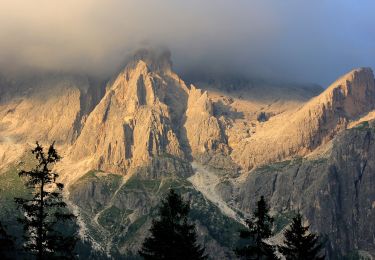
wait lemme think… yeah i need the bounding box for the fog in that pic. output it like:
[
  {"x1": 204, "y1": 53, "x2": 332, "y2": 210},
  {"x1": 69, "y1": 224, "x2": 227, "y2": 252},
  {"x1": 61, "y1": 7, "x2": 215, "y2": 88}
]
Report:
[{"x1": 0, "y1": 0, "x2": 374, "y2": 86}]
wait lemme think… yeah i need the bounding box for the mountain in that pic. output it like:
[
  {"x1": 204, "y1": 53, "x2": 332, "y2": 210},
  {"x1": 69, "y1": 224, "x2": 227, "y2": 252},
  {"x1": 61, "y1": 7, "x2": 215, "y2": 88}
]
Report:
[
  {"x1": 0, "y1": 50, "x2": 374, "y2": 258},
  {"x1": 69, "y1": 50, "x2": 188, "y2": 174},
  {"x1": 231, "y1": 67, "x2": 375, "y2": 169},
  {"x1": 0, "y1": 74, "x2": 101, "y2": 167}
]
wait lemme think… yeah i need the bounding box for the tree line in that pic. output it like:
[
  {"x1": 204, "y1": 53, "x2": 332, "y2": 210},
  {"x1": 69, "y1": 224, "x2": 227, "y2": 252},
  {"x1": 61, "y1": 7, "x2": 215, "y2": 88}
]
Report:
[{"x1": 0, "y1": 143, "x2": 325, "y2": 259}]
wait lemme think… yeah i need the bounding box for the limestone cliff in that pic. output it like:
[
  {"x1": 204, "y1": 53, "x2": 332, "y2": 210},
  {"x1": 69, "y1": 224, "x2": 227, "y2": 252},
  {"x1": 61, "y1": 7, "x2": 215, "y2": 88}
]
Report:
[
  {"x1": 69, "y1": 50, "x2": 189, "y2": 173},
  {"x1": 231, "y1": 68, "x2": 375, "y2": 169},
  {"x1": 0, "y1": 74, "x2": 97, "y2": 168},
  {"x1": 184, "y1": 86, "x2": 228, "y2": 158},
  {"x1": 232, "y1": 123, "x2": 375, "y2": 258}
]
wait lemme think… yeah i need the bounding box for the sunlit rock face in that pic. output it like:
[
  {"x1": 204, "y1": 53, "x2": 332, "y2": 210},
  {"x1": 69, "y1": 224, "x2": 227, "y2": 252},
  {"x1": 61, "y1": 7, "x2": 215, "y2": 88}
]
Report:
[
  {"x1": 0, "y1": 74, "x2": 99, "y2": 168},
  {"x1": 1, "y1": 50, "x2": 374, "y2": 258},
  {"x1": 231, "y1": 67, "x2": 375, "y2": 170},
  {"x1": 66, "y1": 49, "x2": 326, "y2": 174},
  {"x1": 70, "y1": 50, "x2": 189, "y2": 173}
]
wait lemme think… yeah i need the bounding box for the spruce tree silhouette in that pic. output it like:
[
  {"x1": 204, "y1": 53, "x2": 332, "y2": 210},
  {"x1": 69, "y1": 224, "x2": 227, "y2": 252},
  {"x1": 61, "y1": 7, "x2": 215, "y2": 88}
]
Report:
[
  {"x1": 235, "y1": 196, "x2": 278, "y2": 260},
  {"x1": 279, "y1": 212, "x2": 325, "y2": 260},
  {"x1": 14, "y1": 142, "x2": 77, "y2": 259},
  {"x1": 139, "y1": 189, "x2": 207, "y2": 260},
  {"x1": 0, "y1": 221, "x2": 15, "y2": 259}
]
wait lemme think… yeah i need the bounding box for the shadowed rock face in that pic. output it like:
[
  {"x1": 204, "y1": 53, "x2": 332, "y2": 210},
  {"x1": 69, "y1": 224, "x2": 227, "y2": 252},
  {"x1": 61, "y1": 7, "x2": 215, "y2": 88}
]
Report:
[{"x1": 233, "y1": 125, "x2": 375, "y2": 257}]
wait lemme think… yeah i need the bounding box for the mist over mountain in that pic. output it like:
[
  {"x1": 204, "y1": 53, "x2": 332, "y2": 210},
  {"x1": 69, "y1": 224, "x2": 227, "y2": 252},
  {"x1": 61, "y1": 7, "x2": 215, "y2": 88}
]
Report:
[
  {"x1": 1, "y1": 1, "x2": 374, "y2": 85},
  {"x1": 1, "y1": 2, "x2": 375, "y2": 259}
]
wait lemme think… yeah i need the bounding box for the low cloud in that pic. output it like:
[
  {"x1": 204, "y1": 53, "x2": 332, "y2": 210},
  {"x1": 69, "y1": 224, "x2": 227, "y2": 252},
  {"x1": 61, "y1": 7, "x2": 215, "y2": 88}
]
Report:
[{"x1": 0, "y1": 0, "x2": 374, "y2": 85}]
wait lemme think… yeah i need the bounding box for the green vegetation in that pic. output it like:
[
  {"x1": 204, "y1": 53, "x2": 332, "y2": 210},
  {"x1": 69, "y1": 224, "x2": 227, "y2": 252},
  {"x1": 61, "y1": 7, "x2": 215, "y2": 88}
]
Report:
[
  {"x1": 69, "y1": 170, "x2": 123, "y2": 214},
  {"x1": 0, "y1": 165, "x2": 29, "y2": 219},
  {"x1": 124, "y1": 176, "x2": 161, "y2": 192},
  {"x1": 0, "y1": 152, "x2": 36, "y2": 216},
  {"x1": 0, "y1": 153, "x2": 37, "y2": 235},
  {"x1": 98, "y1": 206, "x2": 123, "y2": 229},
  {"x1": 235, "y1": 196, "x2": 278, "y2": 259},
  {"x1": 72, "y1": 170, "x2": 122, "y2": 193},
  {"x1": 279, "y1": 212, "x2": 325, "y2": 260},
  {"x1": 15, "y1": 142, "x2": 77, "y2": 259},
  {"x1": 119, "y1": 215, "x2": 149, "y2": 245},
  {"x1": 139, "y1": 189, "x2": 207, "y2": 260}
]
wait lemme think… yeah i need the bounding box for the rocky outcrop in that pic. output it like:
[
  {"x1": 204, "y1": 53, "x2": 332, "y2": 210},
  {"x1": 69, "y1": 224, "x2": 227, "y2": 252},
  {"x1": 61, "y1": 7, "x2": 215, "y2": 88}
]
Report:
[
  {"x1": 0, "y1": 74, "x2": 99, "y2": 171},
  {"x1": 232, "y1": 68, "x2": 375, "y2": 170},
  {"x1": 0, "y1": 74, "x2": 100, "y2": 145},
  {"x1": 184, "y1": 86, "x2": 228, "y2": 158},
  {"x1": 232, "y1": 124, "x2": 375, "y2": 258},
  {"x1": 69, "y1": 51, "x2": 190, "y2": 173}
]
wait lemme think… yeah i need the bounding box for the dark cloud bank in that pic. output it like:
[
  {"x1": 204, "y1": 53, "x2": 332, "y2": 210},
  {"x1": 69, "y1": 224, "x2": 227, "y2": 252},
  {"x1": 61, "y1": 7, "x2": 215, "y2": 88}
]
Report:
[{"x1": 0, "y1": 0, "x2": 374, "y2": 86}]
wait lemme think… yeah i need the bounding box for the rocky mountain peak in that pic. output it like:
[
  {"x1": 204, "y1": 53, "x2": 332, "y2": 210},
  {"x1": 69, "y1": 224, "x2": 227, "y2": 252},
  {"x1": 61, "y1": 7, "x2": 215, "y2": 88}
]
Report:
[
  {"x1": 316, "y1": 67, "x2": 375, "y2": 118},
  {"x1": 232, "y1": 67, "x2": 375, "y2": 170},
  {"x1": 68, "y1": 50, "x2": 190, "y2": 174}
]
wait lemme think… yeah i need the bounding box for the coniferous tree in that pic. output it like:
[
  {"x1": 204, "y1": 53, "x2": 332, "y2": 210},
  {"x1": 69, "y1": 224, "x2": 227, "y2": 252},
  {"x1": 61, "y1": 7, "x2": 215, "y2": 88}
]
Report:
[
  {"x1": 139, "y1": 189, "x2": 207, "y2": 260},
  {"x1": 15, "y1": 142, "x2": 77, "y2": 259},
  {"x1": 235, "y1": 196, "x2": 278, "y2": 260},
  {"x1": 279, "y1": 213, "x2": 325, "y2": 260},
  {"x1": 0, "y1": 221, "x2": 15, "y2": 259}
]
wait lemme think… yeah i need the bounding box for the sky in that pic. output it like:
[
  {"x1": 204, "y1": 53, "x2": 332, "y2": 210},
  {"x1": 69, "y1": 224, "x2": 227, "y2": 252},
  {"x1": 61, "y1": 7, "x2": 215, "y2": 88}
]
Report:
[{"x1": 0, "y1": 0, "x2": 374, "y2": 86}]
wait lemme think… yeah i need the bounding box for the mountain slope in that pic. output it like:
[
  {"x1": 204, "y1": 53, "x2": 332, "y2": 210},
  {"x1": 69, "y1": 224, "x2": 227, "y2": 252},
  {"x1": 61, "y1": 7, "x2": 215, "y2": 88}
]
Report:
[
  {"x1": 231, "y1": 67, "x2": 375, "y2": 169},
  {"x1": 0, "y1": 74, "x2": 99, "y2": 168}
]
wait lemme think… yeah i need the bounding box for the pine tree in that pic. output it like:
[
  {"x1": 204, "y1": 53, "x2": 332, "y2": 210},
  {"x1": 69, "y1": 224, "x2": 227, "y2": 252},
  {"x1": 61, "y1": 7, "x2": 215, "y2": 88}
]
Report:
[
  {"x1": 279, "y1": 213, "x2": 325, "y2": 260},
  {"x1": 0, "y1": 221, "x2": 15, "y2": 259},
  {"x1": 14, "y1": 142, "x2": 77, "y2": 259},
  {"x1": 235, "y1": 196, "x2": 278, "y2": 260},
  {"x1": 139, "y1": 189, "x2": 207, "y2": 260}
]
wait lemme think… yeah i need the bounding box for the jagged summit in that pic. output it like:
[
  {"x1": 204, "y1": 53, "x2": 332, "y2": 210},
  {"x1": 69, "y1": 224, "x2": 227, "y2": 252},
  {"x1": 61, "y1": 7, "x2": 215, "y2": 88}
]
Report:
[
  {"x1": 232, "y1": 67, "x2": 375, "y2": 169},
  {"x1": 1, "y1": 50, "x2": 374, "y2": 174},
  {"x1": 321, "y1": 67, "x2": 375, "y2": 118},
  {"x1": 69, "y1": 49, "x2": 190, "y2": 174},
  {"x1": 329, "y1": 67, "x2": 373, "y2": 87},
  {"x1": 297, "y1": 67, "x2": 375, "y2": 123}
]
